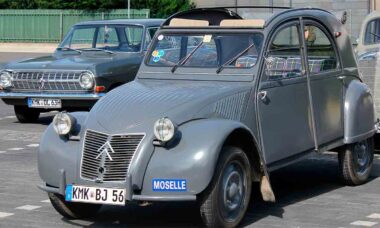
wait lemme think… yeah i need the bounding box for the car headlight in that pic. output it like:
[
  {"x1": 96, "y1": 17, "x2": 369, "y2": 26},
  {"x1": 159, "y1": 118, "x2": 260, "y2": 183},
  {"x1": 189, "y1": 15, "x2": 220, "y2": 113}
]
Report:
[
  {"x1": 0, "y1": 71, "x2": 12, "y2": 88},
  {"x1": 154, "y1": 117, "x2": 176, "y2": 142},
  {"x1": 79, "y1": 72, "x2": 95, "y2": 90},
  {"x1": 53, "y1": 112, "x2": 76, "y2": 136}
]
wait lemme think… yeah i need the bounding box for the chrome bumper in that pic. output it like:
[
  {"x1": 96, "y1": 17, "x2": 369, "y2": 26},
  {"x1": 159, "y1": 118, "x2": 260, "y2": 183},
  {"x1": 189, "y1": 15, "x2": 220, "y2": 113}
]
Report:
[{"x1": 0, "y1": 91, "x2": 106, "y2": 100}]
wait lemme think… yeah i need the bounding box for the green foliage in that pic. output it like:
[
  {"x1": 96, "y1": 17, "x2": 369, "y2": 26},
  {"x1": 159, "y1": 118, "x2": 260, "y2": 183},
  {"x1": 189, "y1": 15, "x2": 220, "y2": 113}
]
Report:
[{"x1": 0, "y1": 0, "x2": 196, "y2": 18}]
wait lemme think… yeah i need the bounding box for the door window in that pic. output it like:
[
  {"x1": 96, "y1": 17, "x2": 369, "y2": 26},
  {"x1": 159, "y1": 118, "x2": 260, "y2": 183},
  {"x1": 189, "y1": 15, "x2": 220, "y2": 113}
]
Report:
[
  {"x1": 265, "y1": 25, "x2": 303, "y2": 80},
  {"x1": 304, "y1": 25, "x2": 338, "y2": 73},
  {"x1": 364, "y1": 19, "x2": 380, "y2": 45}
]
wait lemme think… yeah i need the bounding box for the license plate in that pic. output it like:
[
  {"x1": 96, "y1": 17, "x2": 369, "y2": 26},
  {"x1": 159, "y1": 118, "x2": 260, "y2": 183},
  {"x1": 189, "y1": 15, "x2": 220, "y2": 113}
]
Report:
[
  {"x1": 65, "y1": 185, "x2": 126, "y2": 206},
  {"x1": 28, "y1": 98, "x2": 61, "y2": 109}
]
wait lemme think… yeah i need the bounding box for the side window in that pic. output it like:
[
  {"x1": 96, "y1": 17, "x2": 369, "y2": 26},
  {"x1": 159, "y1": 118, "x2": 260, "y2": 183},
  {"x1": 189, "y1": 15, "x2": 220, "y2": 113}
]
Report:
[
  {"x1": 364, "y1": 19, "x2": 380, "y2": 45},
  {"x1": 265, "y1": 25, "x2": 302, "y2": 80},
  {"x1": 305, "y1": 25, "x2": 338, "y2": 73}
]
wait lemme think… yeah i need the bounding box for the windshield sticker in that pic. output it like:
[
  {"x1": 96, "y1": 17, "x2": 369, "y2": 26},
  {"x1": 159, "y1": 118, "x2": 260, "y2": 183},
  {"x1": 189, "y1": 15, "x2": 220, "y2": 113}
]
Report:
[
  {"x1": 158, "y1": 34, "x2": 164, "y2": 40},
  {"x1": 158, "y1": 50, "x2": 165, "y2": 57},
  {"x1": 203, "y1": 35, "x2": 212, "y2": 43},
  {"x1": 153, "y1": 56, "x2": 161, "y2": 62},
  {"x1": 152, "y1": 50, "x2": 159, "y2": 57}
]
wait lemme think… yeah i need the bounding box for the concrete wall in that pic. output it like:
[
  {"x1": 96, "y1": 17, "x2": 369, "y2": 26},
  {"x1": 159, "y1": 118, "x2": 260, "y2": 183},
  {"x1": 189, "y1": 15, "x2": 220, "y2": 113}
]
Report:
[{"x1": 192, "y1": 0, "x2": 371, "y2": 38}]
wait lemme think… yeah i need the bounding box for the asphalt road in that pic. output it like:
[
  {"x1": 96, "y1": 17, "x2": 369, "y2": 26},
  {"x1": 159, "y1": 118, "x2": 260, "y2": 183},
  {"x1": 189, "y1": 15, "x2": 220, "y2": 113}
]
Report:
[{"x1": 0, "y1": 53, "x2": 380, "y2": 228}]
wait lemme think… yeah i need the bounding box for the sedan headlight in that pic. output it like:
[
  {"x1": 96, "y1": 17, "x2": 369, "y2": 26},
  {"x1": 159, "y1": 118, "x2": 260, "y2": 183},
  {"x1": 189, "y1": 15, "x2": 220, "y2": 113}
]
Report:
[
  {"x1": 0, "y1": 71, "x2": 12, "y2": 88},
  {"x1": 154, "y1": 117, "x2": 176, "y2": 142},
  {"x1": 53, "y1": 112, "x2": 76, "y2": 136},
  {"x1": 79, "y1": 72, "x2": 95, "y2": 90}
]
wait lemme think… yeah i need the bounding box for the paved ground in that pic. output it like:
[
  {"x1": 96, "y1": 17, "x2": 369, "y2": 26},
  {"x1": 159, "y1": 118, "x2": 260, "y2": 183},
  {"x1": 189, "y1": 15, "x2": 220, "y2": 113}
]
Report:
[{"x1": 0, "y1": 53, "x2": 380, "y2": 228}]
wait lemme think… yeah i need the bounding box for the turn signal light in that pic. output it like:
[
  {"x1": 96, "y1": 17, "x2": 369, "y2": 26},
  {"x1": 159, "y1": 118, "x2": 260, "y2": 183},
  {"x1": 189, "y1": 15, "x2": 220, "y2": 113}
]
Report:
[{"x1": 95, "y1": 86, "x2": 105, "y2": 93}]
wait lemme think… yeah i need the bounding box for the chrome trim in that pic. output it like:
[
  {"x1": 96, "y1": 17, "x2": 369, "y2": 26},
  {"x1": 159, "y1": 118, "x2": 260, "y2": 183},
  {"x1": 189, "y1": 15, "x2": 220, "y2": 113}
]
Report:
[
  {"x1": 0, "y1": 92, "x2": 105, "y2": 100},
  {"x1": 80, "y1": 129, "x2": 146, "y2": 183}
]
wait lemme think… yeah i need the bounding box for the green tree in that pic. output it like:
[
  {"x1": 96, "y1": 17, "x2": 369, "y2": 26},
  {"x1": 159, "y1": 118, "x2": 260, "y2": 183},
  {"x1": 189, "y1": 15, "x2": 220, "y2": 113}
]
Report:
[{"x1": 131, "y1": 0, "x2": 196, "y2": 18}]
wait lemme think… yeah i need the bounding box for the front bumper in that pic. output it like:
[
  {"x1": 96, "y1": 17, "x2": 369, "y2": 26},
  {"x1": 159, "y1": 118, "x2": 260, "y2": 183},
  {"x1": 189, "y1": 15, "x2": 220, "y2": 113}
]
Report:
[
  {"x1": 37, "y1": 169, "x2": 197, "y2": 202},
  {"x1": 0, "y1": 91, "x2": 106, "y2": 100},
  {"x1": 0, "y1": 92, "x2": 106, "y2": 108}
]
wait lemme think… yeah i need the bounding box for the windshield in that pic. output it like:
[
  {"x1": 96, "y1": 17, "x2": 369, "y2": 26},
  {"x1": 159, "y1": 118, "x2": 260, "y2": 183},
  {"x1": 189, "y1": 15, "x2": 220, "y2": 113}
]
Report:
[
  {"x1": 60, "y1": 24, "x2": 144, "y2": 52},
  {"x1": 147, "y1": 32, "x2": 263, "y2": 69}
]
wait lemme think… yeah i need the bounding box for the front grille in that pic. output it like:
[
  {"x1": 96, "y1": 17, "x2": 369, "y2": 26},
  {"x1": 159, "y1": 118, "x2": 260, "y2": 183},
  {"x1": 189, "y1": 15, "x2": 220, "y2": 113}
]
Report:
[
  {"x1": 11, "y1": 70, "x2": 88, "y2": 92},
  {"x1": 81, "y1": 130, "x2": 144, "y2": 182}
]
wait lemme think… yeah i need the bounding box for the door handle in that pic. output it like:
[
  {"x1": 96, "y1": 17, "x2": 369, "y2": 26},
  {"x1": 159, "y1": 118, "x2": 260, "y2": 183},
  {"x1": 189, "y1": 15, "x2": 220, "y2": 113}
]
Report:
[{"x1": 258, "y1": 91, "x2": 267, "y2": 101}]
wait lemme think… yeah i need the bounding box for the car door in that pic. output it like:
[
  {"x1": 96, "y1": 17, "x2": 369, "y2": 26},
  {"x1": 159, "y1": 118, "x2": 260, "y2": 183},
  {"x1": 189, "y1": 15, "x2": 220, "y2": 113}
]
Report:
[
  {"x1": 303, "y1": 21, "x2": 344, "y2": 146},
  {"x1": 257, "y1": 21, "x2": 315, "y2": 166}
]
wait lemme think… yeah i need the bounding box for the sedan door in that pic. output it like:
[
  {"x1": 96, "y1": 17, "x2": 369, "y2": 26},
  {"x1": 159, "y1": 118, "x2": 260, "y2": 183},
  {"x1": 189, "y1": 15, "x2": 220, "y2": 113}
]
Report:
[{"x1": 257, "y1": 21, "x2": 315, "y2": 167}]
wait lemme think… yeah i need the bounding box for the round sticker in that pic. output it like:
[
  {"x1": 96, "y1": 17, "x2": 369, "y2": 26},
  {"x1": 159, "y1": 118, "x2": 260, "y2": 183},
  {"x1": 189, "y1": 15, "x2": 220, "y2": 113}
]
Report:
[
  {"x1": 158, "y1": 34, "x2": 164, "y2": 40},
  {"x1": 153, "y1": 56, "x2": 160, "y2": 62},
  {"x1": 158, "y1": 50, "x2": 165, "y2": 57},
  {"x1": 152, "y1": 50, "x2": 159, "y2": 57}
]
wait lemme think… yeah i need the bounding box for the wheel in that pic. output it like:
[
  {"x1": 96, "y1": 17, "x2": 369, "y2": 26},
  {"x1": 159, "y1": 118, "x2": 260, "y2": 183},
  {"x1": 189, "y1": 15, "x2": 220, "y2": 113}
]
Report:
[
  {"x1": 199, "y1": 146, "x2": 252, "y2": 228},
  {"x1": 14, "y1": 105, "x2": 40, "y2": 123},
  {"x1": 48, "y1": 193, "x2": 102, "y2": 219},
  {"x1": 339, "y1": 137, "x2": 374, "y2": 186}
]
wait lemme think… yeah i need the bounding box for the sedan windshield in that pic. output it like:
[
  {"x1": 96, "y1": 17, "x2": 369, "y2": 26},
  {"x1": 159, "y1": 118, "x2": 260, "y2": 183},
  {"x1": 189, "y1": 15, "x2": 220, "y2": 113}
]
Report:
[
  {"x1": 60, "y1": 24, "x2": 144, "y2": 52},
  {"x1": 147, "y1": 32, "x2": 263, "y2": 70}
]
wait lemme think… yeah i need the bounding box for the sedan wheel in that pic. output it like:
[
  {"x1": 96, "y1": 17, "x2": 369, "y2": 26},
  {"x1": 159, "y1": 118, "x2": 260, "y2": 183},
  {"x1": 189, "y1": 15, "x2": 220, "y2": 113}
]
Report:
[
  {"x1": 199, "y1": 146, "x2": 252, "y2": 228},
  {"x1": 339, "y1": 137, "x2": 374, "y2": 186}
]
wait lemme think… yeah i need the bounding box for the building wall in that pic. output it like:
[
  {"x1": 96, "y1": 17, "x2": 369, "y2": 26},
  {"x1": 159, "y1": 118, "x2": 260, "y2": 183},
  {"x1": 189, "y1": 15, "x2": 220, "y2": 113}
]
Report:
[{"x1": 192, "y1": 0, "x2": 371, "y2": 38}]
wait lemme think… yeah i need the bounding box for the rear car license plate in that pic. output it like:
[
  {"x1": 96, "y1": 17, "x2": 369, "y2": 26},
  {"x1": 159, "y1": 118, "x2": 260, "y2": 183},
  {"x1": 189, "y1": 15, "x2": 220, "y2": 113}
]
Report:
[
  {"x1": 65, "y1": 185, "x2": 126, "y2": 206},
  {"x1": 28, "y1": 98, "x2": 61, "y2": 109}
]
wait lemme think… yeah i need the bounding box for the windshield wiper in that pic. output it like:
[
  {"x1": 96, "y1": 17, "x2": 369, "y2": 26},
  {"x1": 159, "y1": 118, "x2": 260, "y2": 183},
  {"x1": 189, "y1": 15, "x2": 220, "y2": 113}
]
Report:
[
  {"x1": 80, "y1": 48, "x2": 114, "y2": 54},
  {"x1": 216, "y1": 43, "x2": 256, "y2": 74},
  {"x1": 57, "y1": 47, "x2": 82, "y2": 54},
  {"x1": 171, "y1": 41, "x2": 204, "y2": 73}
]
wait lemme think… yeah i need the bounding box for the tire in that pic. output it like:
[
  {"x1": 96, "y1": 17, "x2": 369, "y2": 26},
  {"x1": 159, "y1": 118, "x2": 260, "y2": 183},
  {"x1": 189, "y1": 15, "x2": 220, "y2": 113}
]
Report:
[
  {"x1": 48, "y1": 193, "x2": 102, "y2": 219},
  {"x1": 339, "y1": 137, "x2": 374, "y2": 186},
  {"x1": 199, "y1": 146, "x2": 252, "y2": 228},
  {"x1": 14, "y1": 105, "x2": 40, "y2": 123}
]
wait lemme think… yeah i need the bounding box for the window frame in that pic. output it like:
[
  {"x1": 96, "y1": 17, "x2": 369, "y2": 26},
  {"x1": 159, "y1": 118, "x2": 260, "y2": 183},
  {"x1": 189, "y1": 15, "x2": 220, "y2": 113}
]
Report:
[{"x1": 364, "y1": 18, "x2": 380, "y2": 45}]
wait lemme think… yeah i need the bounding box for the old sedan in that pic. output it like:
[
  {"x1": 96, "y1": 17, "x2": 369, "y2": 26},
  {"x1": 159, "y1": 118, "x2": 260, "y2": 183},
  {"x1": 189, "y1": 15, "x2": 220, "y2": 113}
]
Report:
[
  {"x1": 0, "y1": 19, "x2": 163, "y2": 123},
  {"x1": 38, "y1": 7, "x2": 375, "y2": 228}
]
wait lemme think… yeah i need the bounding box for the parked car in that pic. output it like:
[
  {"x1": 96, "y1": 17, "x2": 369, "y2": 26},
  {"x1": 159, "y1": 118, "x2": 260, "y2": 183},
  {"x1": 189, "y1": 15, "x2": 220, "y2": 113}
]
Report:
[
  {"x1": 357, "y1": 12, "x2": 380, "y2": 135},
  {"x1": 38, "y1": 7, "x2": 375, "y2": 228},
  {"x1": 0, "y1": 19, "x2": 164, "y2": 123}
]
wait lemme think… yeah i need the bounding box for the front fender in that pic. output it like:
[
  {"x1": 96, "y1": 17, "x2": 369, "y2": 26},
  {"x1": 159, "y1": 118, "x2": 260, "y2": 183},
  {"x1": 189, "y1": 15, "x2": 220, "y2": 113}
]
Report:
[
  {"x1": 38, "y1": 112, "x2": 88, "y2": 188},
  {"x1": 344, "y1": 80, "x2": 376, "y2": 143},
  {"x1": 141, "y1": 118, "x2": 261, "y2": 196}
]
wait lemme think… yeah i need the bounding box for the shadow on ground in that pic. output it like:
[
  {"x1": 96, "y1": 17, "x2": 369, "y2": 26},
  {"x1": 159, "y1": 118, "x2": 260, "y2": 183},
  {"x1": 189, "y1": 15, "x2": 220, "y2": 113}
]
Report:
[{"x1": 57, "y1": 153, "x2": 380, "y2": 227}]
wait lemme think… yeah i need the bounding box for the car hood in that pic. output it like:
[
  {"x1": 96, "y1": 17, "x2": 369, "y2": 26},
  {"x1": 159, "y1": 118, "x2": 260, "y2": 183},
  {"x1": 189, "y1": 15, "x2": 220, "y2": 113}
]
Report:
[
  {"x1": 4, "y1": 52, "x2": 138, "y2": 71},
  {"x1": 87, "y1": 79, "x2": 251, "y2": 133}
]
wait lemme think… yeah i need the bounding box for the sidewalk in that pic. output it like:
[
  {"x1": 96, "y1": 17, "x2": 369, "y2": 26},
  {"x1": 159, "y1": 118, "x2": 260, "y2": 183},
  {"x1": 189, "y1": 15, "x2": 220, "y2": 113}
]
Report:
[{"x1": 0, "y1": 43, "x2": 58, "y2": 53}]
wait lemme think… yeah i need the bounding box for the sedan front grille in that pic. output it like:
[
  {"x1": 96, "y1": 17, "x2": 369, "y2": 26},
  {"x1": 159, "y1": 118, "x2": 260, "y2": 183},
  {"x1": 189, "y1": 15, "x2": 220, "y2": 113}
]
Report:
[
  {"x1": 11, "y1": 70, "x2": 88, "y2": 92},
  {"x1": 80, "y1": 130, "x2": 144, "y2": 182}
]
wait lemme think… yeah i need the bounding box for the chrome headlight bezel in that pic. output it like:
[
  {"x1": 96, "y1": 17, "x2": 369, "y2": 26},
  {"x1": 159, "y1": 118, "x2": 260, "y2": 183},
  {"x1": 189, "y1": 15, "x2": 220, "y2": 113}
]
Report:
[
  {"x1": 0, "y1": 71, "x2": 13, "y2": 88},
  {"x1": 79, "y1": 71, "x2": 95, "y2": 90},
  {"x1": 153, "y1": 117, "x2": 177, "y2": 143},
  {"x1": 52, "y1": 112, "x2": 76, "y2": 136}
]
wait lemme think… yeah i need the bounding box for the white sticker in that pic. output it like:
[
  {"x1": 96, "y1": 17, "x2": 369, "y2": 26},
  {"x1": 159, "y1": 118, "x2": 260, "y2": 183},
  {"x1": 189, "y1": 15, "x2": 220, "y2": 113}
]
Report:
[
  {"x1": 158, "y1": 34, "x2": 164, "y2": 40},
  {"x1": 203, "y1": 35, "x2": 212, "y2": 43}
]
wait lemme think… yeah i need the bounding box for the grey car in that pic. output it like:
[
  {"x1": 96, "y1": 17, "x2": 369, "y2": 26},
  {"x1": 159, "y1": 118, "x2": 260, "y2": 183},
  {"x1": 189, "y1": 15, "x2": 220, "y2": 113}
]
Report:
[
  {"x1": 0, "y1": 19, "x2": 163, "y2": 123},
  {"x1": 38, "y1": 7, "x2": 375, "y2": 227}
]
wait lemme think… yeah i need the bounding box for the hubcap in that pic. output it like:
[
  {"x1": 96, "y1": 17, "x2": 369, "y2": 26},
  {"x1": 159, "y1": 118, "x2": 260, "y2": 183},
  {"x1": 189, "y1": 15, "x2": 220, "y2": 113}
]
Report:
[
  {"x1": 220, "y1": 160, "x2": 247, "y2": 222},
  {"x1": 354, "y1": 140, "x2": 370, "y2": 175}
]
